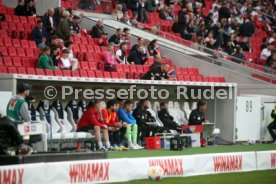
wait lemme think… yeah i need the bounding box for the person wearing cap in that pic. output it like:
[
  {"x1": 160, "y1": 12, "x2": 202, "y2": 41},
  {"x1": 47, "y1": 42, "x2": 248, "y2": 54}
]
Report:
[
  {"x1": 115, "y1": 42, "x2": 128, "y2": 64},
  {"x1": 37, "y1": 46, "x2": 57, "y2": 69},
  {"x1": 6, "y1": 83, "x2": 31, "y2": 122},
  {"x1": 108, "y1": 28, "x2": 122, "y2": 47},
  {"x1": 98, "y1": 32, "x2": 108, "y2": 46},
  {"x1": 70, "y1": 15, "x2": 81, "y2": 36},
  {"x1": 58, "y1": 48, "x2": 78, "y2": 70},
  {"x1": 57, "y1": 10, "x2": 71, "y2": 40},
  {"x1": 30, "y1": 20, "x2": 48, "y2": 49}
]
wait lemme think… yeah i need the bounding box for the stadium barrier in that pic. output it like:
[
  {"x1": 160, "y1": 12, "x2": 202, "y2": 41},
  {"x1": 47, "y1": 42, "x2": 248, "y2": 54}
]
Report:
[{"x1": 0, "y1": 151, "x2": 275, "y2": 184}]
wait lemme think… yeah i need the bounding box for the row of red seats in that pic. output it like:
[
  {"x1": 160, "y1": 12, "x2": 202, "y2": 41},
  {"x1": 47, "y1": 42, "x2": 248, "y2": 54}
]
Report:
[
  {"x1": 0, "y1": 65, "x2": 225, "y2": 82},
  {"x1": 0, "y1": 5, "x2": 15, "y2": 15},
  {"x1": 0, "y1": 38, "x2": 36, "y2": 48},
  {"x1": 0, "y1": 47, "x2": 39, "y2": 57},
  {"x1": 1, "y1": 22, "x2": 35, "y2": 32},
  {"x1": 4, "y1": 14, "x2": 38, "y2": 24}
]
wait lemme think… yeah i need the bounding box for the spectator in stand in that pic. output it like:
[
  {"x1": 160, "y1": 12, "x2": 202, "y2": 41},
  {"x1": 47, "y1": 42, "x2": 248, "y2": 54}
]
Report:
[
  {"x1": 211, "y1": 5, "x2": 219, "y2": 24},
  {"x1": 43, "y1": 8, "x2": 56, "y2": 35},
  {"x1": 70, "y1": 15, "x2": 82, "y2": 36},
  {"x1": 53, "y1": 7, "x2": 65, "y2": 27},
  {"x1": 260, "y1": 43, "x2": 273, "y2": 61},
  {"x1": 77, "y1": 100, "x2": 111, "y2": 151},
  {"x1": 120, "y1": 11, "x2": 132, "y2": 25},
  {"x1": 264, "y1": 54, "x2": 276, "y2": 74},
  {"x1": 182, "y1": 17, "x2": 196, "y2": 41},
  {"x1": 30, "y1": 20, "x2": 48, "y2": 49},
  {"x1": 218, "y1": 1, "x2": 230, "y2": 22},
  {"x1": 130, "y1": 12, "x2": 139, "y2": 27},
  {"x1": 150, "y1": 55, "x2": 162, "y2": 69},
  {"x1": 49, "y1": 35, "x2": 59, "y2": 52},
  {"x1": 129, "y1": 0, "x2": 139, "y2": 12},
  {"x1": 159, "y1": 6, "x2": 174, "y2": 21},
  {"x1": 112, "y1": 4, "x2": 124, "y2": 20},
  {"x1": 101, "y1": 100, "x2": 128, "y2": 151},
  {"x1": 23, "y1": 0, "x2": 37, "y2": 16},
  {"x1": 158, "y1": 102, "x2": 181, "y2": 132},
  {"x1": 79, "y1": 0, "x2": 95, "y2": 11},
  {"x1": 148, "y1": 39, "x2": 161, "y2": 56},
  {"x1": 137, "y1": 0, "x2": 148, "y2": 23},
  {"x1": 50, "y1": 46, "x2": 60, "y2": 66},
  {"x1": 141, "y1": 63, "x2": 170, "y2": 80},
  {"x1": 131, "y1": 37, "x2": 144, "y2": 51},
  {"x1": 204, "y1": 12, "x2": 214, "y2": 30},
  {"x1": 239, "y1": 18, "x2": 255, "y2": 47},
  {"x1": 98, "y1": 32, "x2": 108, "y2": 46},
  {"x1": 117, "y1": 100, "x2": 143, "y2": 149},
  {"x1": 172, "y1": 17, "x2": 180, "y2": 33},
  {"x1": 108, "y1": 28, "x2": 122, "y2": 46},
  {"x1": 116, "y1": 42, "x2": 128, "y2": 64},
  {"x1": 15, "y1": 0, "x2": 25, "y2": 16},
  {"x1": 157, "y1": 0, "x2": 165, "y2": 12},
  {"x1": 146, "y1": 0, "x2": 158, "y2": 12},
  {"x1": 178, "y1": 5, "x2": 187, "y2": 34},
  {"x1": 224, "y1": 41, "x2": 235, "y2": 55},
  {"x1": 133, "y1": 99, "x2": 162, "y2": 145},
  {"x1": 232, "y1": 45, "x2": 245, "y2": 64},
  {"x1": 239, "y1": 37, "x2": 250, "y2": 52},
  {"x1": 103, "y1": 43, "x2": 117, "y2": 71},
  {"x1": 205, "y1": 31, "x2": 218, "y2": 50},
  {"x1": 122, "y1": 27, "x2": 131, "y2": 43},
  {"x1": 128, "y1": 45, "x2": 148, "y2": 65},
  {"x1": 57, "y1": 11, "x2": 71, "y2": 40},
  {"x1": 116, "y1": 0, "x2": 127, "y2": 13},
  {"x1": 58, "y1": 49, "x2": 78, "y2": 70},
  {"x1": 36, "y1": 46, "x2": 56, "y2": 70},
  {"x1": 64, "y1": 41, "x2": 79, "y2": 70},
  {"x1": 91, "y1": 18, "x2": 105, "y2": 38},
  {"x1": 57, "y1": 38, "x2": 64, "y2": 49}
]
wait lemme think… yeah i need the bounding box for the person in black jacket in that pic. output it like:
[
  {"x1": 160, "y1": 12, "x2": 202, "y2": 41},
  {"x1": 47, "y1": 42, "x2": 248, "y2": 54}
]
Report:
[
  {"x1": 178, "y1": 5, "x2": 187, "y2": 34},
  {"x1": 267, "y1": 107, "x2": 276, "y2": 144},
  {"x1": 133, "y1": 99, "x2": 162, "y2": 144},
  {"x1": 141, "y1": 63, "x2": 169, "y2": 80},
  {"x1": 158, "y1": 102, "x2": 181, "y2": 132},
  {"x1": 23, "y1": 0, "x2": 37, "y2": 16},
  {"x1": 30, "y1": 20, "x2": 48, "y2": 49},
  {"x1": 127, "y1": 45, "x2": 148, "y2": 65},
  {"x1": 188, "y1": 101, "x2": 207, "y2": 125},
  {"x1": 43, "y1": 8, "x2": 56, "y2": 35},
  {"x1": 218, "y1": 2, "x2": 230, "y2": 22},
  {"x1": 15, "y1": 0, "x2": 25, "y2": 16},
  {"x1": 91, "y1": 19, "x2": 105, "y2": 38}
]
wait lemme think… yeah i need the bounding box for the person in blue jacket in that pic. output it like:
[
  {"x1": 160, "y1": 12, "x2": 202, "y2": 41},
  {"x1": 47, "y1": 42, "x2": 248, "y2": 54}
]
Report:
[{"x1": 118, "y1": 100, "x2": 143, "y2": 149}]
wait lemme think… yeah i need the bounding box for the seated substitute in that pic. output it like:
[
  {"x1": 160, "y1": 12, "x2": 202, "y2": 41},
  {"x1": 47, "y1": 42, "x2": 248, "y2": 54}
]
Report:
[
  {"x1": 133, "y1": 99, "x2": 163, "y2": 145},
  {"x1": 158, "y1": 102, "x2": 181, "y2": 132},
  {"x1": 101, "y1": 100, "x2": 128, "y2": 151},
  {"x1": 118, "y1": 100, "x2": 143, "y2": 149},
  {"x1": 77, "y1": 100, "x2": 111, "y2": 151}
]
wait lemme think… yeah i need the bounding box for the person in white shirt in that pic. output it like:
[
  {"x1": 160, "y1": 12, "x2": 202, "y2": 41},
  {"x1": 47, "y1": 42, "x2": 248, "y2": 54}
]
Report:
[
  {"x1": 64, "y1": 40, "x2": 79, "y2": 70},
  {"x1": 212, "y1": 6, "x2": 219, "y2": 24},
  {"x1": 260, "y1": 44, "x2": 274, "y2": 61},
  {"x1": 116, "y1": 42, "x2": 128, "y2": 64},
  {"x1": 59, "y1": 49, "x2": 71, "y2": 69}
]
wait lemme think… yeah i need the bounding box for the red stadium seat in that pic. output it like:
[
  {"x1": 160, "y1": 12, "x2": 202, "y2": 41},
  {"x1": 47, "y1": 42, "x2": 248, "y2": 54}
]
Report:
[
  {"x1": 45, "y1": 69, "x2": 54, "y2": 76},
  {"x1": 3, "y1": 38, "x2": 12, "y2": 47},
  {"x1": 29, "y1": 41, "x2": 37, "y2": 49},
  {"x1": 20, "y1": 40, "x2": 29, "y2": 48},
  {"x1": 27, "y1": 16, "x2": 36, "y2": 24},
  {"x1": 129, "y1": 65, "x2": 137, "y2": 73},
  {"x1": 182, "y1": 68, "x2": 188, "y2": 75},
  {"x1": 94, "y1": 45, "x2": 101, "y2": 53},
  {"x1": 93, "y1": 53, "x2": 103, "y2": 62},
  {"x1": 0, "y1": 6, "x2": 6, "y2": 14},
  {"x1": 8, "y1": 67, "x2": 17, "y2": 74},
  {"x1": 103, "y1": 71, "x2": 111, "y2": 78},
  {"x1": 8, "y1": 47, "x2": 17, "y2": 57},
  {"x1": 25, "y1": 48, "x2": 34, "y2": 57},
  {"x1": 0, "y1": 47, "x2": 8, "y2": 56},
  {"x1": 20, "y1": 16, "x2": 28, "y2": 24},
  {"x1": 88, "y1": 38, "x2": 94, "y2": 44},
  {"x1": 0, "y1": 66, "x2": 7, "y2": 73},
  {"x1": 196, "y1": 76, "x2": 203, "y2": 82},
  {"x1": 80, "y1": 70, "x2": 88, "y2": 77},
  {"x1": 54, "y1": 70, "x2": 63, "y2": 76},
  {"x1": 0, "y1": 38, "x2": 3, "y2": 47},
  {"x1": 87, "y1": 70, "x2": 95, "y2": 77},
  {"x1": 80, "y1": 62, "x2": 89, "y2": 70},
  {"x1": 184, "y1": 75, "x2": 190, "y2": 81},
  {"x1": 72, "y1": 70, "x2": 80, "y2": 77},
  {"x1": 17, "y1": 48, "x2": 26, "y2": 57},
  {"x1": 79, "y1": 44, "x2": 87, "y2": 52},
  {"x1": 95, "y1": 71, "x2": 103, "y2": 78},
  {"x1": 63, "y1": 70, "x2": 72, "y2": 77},
  {"x1": 12, "y1": 39, "x2": 21, "y2": 47},
  {"x1": 177, "y1": 75, "x2": 184, "y2": 81},
  {"x1": 118, "y1": 72, "x2": 126, "y2": 79},
  {"x1": 111, "y1": 72, "x2": 119, "y2": 78},
  {"x1": 73, "y1": 44, "x2": 80, "y2": 52},
  {"x1": 136, "y1": 65, "x2": 144, "y2": 73},
  {"x1": 116, "y1": 64, "x2": 123, "y2": 72},
  {"x1": 36, "y1": 69, "x2": 45, "y2": 75},
  {"x1": 12, "y1": 15, "x2": 20, "y2": 23},
  {"x1": 122, "y1": 65, "x2": 130, "y2": 73},
  {"x1": 3, "y1": 57, "x2": 12, "y2": 66},
  {"x1": 74, "y1": 36, "x2": 81, "y2": 44},
  {"x1": 23, "y1": 24, "x2": 32, "y2": 32},
  {"x1": 0, "y1": 22, "x2": 8, "y2": 30},
  {"x1": 89, "y1": 62, "x2": 97, "y2": 70},
  {"x1": 12, "y1": 57, "x2": 21, "y2": 66},
  {"x1": 8, "y1": 22, "x2": 17, "y2": 31},
  {"x1": 86, "y1": 53, "x2": 95, "y2": 62},
  {"x1": 80, "y1": 37, "x2": 88, "y2": 44},
  {"x1": 4, "y1": 14, "x2": 12, "y2": 22},
  {"x1": 17, "y1": 67, "x2": 26, "y2": 74},
  {"x1": 202, "y1": 76, "x2": 209, "y2": 82},
  {"x1": 27, "y1": 68, "x2": 36, "y2": 75},
  {"x1": 16, "y1": 23, "x2": 25, "y2": 32}
]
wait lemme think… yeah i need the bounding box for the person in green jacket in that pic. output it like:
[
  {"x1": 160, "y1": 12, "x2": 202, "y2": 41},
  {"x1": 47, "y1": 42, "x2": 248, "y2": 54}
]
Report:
[
  {"x1": 36, "y1": 46, "x2": 57, "y2": 69},
  {"x1": 57, "y1": 10, "x2": 71, "y2": 40},
  {"x1": 6, "y1": 83, "x2": 31, "y2": 122}
]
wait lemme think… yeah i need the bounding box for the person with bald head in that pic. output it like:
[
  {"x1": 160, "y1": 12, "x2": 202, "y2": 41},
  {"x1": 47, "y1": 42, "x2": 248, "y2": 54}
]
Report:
[
  {"x1": 57, "y1": 10, "x2": 71, "y2": 40},
  {"x1": 141, "y1": 62, "x2": 170, "y2": 80},
  {"x1": 43, "y1": 8, "x2": 56, "y2": 35},
  {"x1": 91, "y1": 18, "x2": 105, "y2": 38}
]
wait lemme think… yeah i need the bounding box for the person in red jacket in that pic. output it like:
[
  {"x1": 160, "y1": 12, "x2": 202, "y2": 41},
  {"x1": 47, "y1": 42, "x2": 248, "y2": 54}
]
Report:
[
  {"x1": 77, "y1": 100, "x2": 111, "y2": 151},
  {"x1": 101, "y1": 100, "x2": 128, "y2": 151}
]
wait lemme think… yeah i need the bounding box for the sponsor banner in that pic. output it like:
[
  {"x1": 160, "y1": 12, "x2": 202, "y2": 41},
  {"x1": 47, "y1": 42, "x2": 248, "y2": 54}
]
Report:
[
  {"x1": 0, "y1": 151, "x2": 270, "y2": 184},
  {"x1": 256, "y1": 151, "x2": 276, "y2": 170}
]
